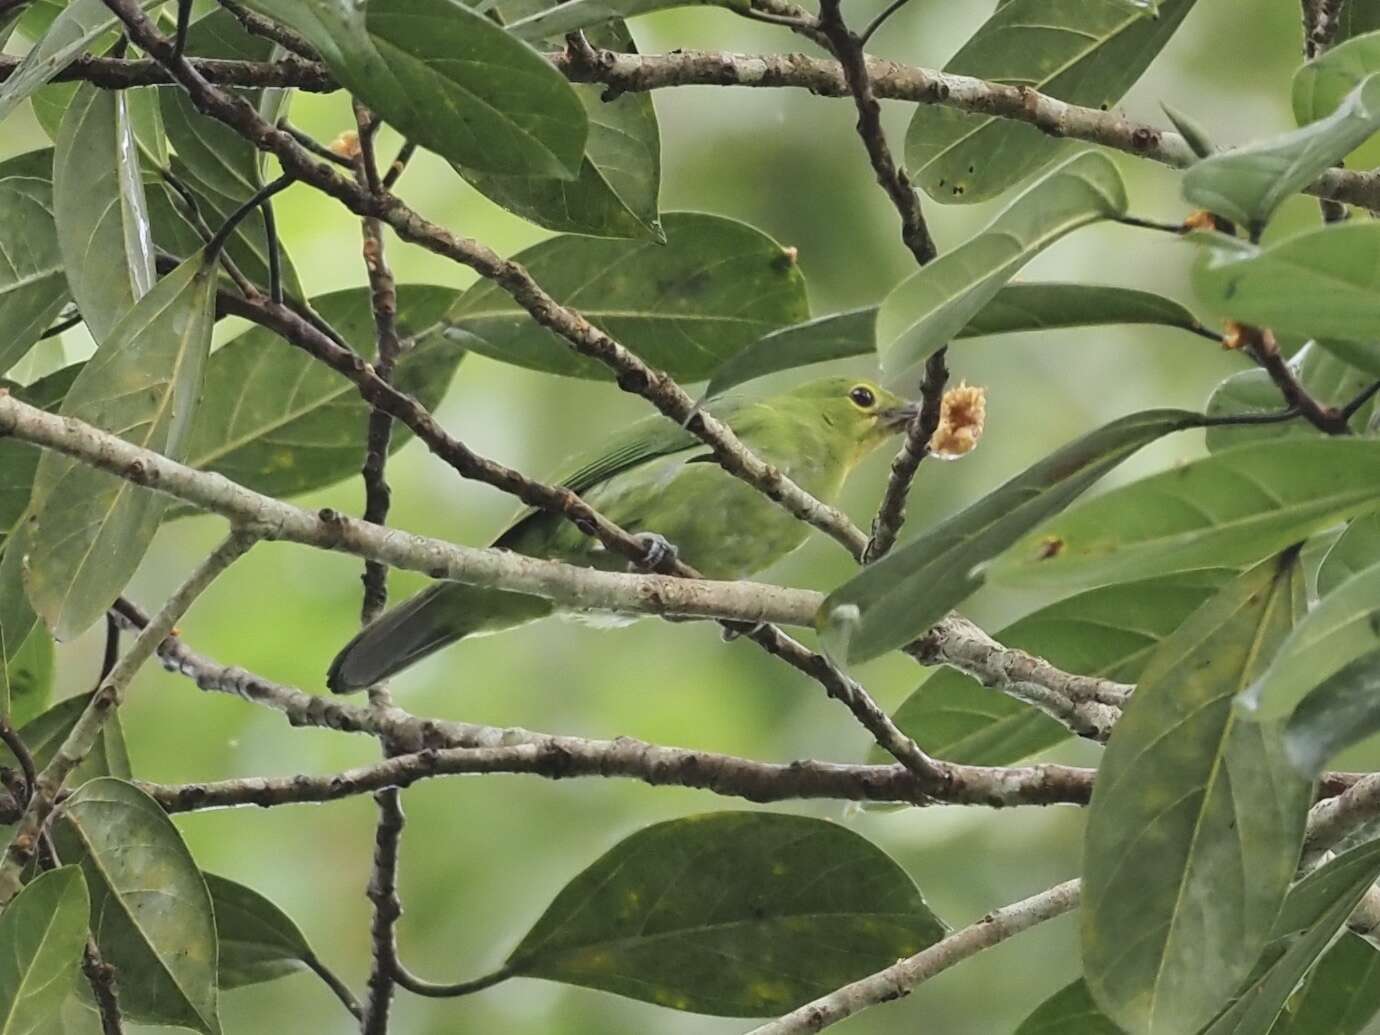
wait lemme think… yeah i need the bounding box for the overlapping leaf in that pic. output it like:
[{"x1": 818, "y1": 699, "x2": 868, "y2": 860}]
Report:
[
  {"x1": 0, "y1": 866, "x2": 89, "y2": 1034},
  {"x1": 1083, "y1": 555, "x2": 1311, "y2": 1035},
  {"x1": 460, "y1": 21, "x2": 661, "y2": 240},
  {"x1": 992, "y1": 438, "x2": 1380, "y2": 589},
  {"x1": 448, "y1": 212, "x2": 808, "y2": 381},
  {"x1": 0, "y1": 691, "x2": 132, "y2": 786},
  {"x1": 1319, "y1": 512, "x2": 1380, "y2": 595},
  {"x1": 1294, "y1": 29, "x2": 1380, "y2": 123},
  {"x1": 878, "y1": 152, "x2": 1127, "y2": 381},
  {"x1": 1269, "y1": 933, "x2": 1380, "y2": 1035},
  {"x1": 818, "y1": 410, "x2": 1201, "y2": 666},
  {"x1": 53, "y1": 82, "x2": 155, "y2": 345},
  {"x1": 505, "y1": 0, "x2": 718, "y2": 42},
  {"x1": 954, "y1": 282, "x2": 1206, "y2": 341},
  {"x1": 1281, "y1": 649, "x2": 1380, "y2": 774},
  {"x1": 205, "y1": 874, "x2": 320, "y2": 989},
  {"x1": 904, "y1": 0, "x2": 1197, "y2": 203},
  {"x1": 27, "y1": 253, "x2": 217, "y2": 640},
  {"x1": 703, "y1": 308, "x2": 877, "y2": 399},
  {"x1": 244, "y1": 0, "x2": 585, "y2": 179},
  {"x1": 1015, "y1": 979, "x2": 1122, "y2": 1034},
  {"x1": 1183, "y1": 74, "x2": 1380, "y2": 232},
  {"x1": 0, "y1": 149, "x2": 67, "y2": 375},
  {"x1": 874, "y1": 571, "x2": 1228, "y2": 766},
  {"x1": 503, "y1": 812, "x2": 945, "y2": 1015},
  {"x1": 53, "y1": 779, "x2": 219, "y2": 1034},
  {"x1": 1192, "y1": 224, "x2": 1380, "y2": 344}
]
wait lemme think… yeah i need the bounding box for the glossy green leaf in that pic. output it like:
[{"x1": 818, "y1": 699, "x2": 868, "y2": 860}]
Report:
[
  {"x1": 0, "y1": 0, "x2": 159, "y2": 124},
  {"x1": 504, "y1": 811, "x2": 945, "y2": 1016},
  {"x1": 27, "y1": 253, "x2": 217, "y2": 640},
  {"x1": 0, "y1": 866, "x2": 90, "y2": 1035},
  {"x1": 53, "y1": 779, "x2": 218, "y2": 1034},
  {"x1": 448, "y1": 212, "x2": 808, "y2": 381},
  {"x1": 992, "y1": 438, "x2": 1380, "y2": 590},
  {"x1": 3, "y1": 628, "x2": 54, "y2": 730},
  {"x1": 1192, "y1": 224, "x2": 1380, "y2": 344},
  {"x1": 125, "y1": 86, "x2": 168, "y2": 170},
  {"x1": 29, "y1": 81, "x2": 78, "y2": 144},
  {"x1": 204, "y1": 874, "x2": 317, "y2": 989},
  {"x1": 0, "y1": 364, "x2": 83, "y2": 538},
  {"x1": 954, "y1": 282, "x2": 1207, "y2": 341},
  {"x1": 1200, "y1": 838, "x2": 1380, "y2": 1035},
  {"x1": 1183, "y1": 75, "x2": 1380, "y2": 233},
  {"x1": 874, "y1": 571, "x2": 1229, "y2": 766},
  {"x1": 460, "y1": 21, "x2": 660, "y2": 240},
  {"x1": 1319, "y1": 512, "x2": 1380, "y2": 596},
  {"x1": 904, "y1": 0, "x2": 1196, "y2": 204},
  {"x1": 1015, "y1": 979, "x2": 1122, "y2": 1034},
  {"x1": 1205, "y1": 342, "x2": 1376, "y2": 452},
  {"x1": 1269, "y1": 933, "x2": 1380, "y2": 1035},
  {"x1": 1083, "y1": 555, "x2": 1311, "y2": 1035},
  {"x1": 244, "y1": 0, "x2": 585, "y2": 179},
  {"x1": 54, "y1": 82, "x2": 156, "y2": 346},
  {"x1": 0, "y1": 528, "x2": 39, "y2": 707},
  {"x1": 1294, "y1": 29, "x2": 1380, "y2": 124},
  {"x1": 178, "y1": 285, "x2": 463, "y2": 503},
  {"x1": 818, "y1": 409, "x2": 1200, "y2": 665},
  {"x1": 1282, "y1": 649, "x2": 1380, "y2": 774},
  {"x1": 703, "y1": 308, "x2": 877, "y2": 399},
  {"x1": 0, "y1": 692, "x2": 132, "y2": 786},
  {"x1": 0, "y1": 149, "x2": 67, "y2": 375},
  {"x1": 878, "y1": 152, "x2": 1127, "y2": 381},
  {"x1": 1161, "y1": 102, "x2": 1216, "y2": 158},
  {"x1": 1241, "y1": 559, "x2": 1380, "y2": 721},
  {"x1": 505, "y1": 0, "x2": 719, "y2": 42}
]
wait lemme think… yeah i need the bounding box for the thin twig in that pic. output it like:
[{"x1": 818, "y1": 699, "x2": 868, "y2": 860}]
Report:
[
  {"x1": 98, "y1": 613, "x2": 120, "y2": 686},
  {"x1": 859, "y1": 0, "x2": 915, "y2": 45},
  {"x1": 81, "y1": 944, "x2": 125, "y2": 1035},
  {"x1": 361, "y1": 787, "x2": 404, "y2": 1034},
  {"x1": 0, "y1": 527, "x2": 260, "y2": 904},
  {"x1": 216, "y1": 0, "x2": 321, "y2": 61},
  {"x1": 204, "y1": 173, "x2": 295, "y2": 262},
  {"x1": 37, "y1": 311, "x2": 84, "y2": 341},
  {"x1": 381, "y1": 142, "x2": 417, "y2": 190},
  {"x1": 392, "y1": 964, "x2": 513, "y2": 998},
  {"x1": 865, "y1": 348, "x2": 948, "y2": 562},
  {"x1": 277, "y1": 119, "x2": 357, "y2": 168},
  {"x1": 1240, "y1": 325, "x2": 1350, "y2": 435}
]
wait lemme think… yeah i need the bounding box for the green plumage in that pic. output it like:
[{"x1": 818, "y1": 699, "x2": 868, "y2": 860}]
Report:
[{"x1": 327, "y1": 376, "x2": 915, "y2": 692}]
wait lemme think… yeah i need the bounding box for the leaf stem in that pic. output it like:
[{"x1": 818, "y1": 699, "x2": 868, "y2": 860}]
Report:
[
  {"x1": 393, "y1": 963, "x2": 515, "y2": 998},
  {"x1": 203, "y1": 173, "x2": 294, "y2": 264}
]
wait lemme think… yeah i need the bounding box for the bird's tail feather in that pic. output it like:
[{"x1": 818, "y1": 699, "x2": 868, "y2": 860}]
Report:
[{"x1": 326, "y1": 582, "x2": 551, "y2": 693}]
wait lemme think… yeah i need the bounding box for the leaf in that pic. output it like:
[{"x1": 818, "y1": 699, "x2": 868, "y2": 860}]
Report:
[
  {"x1": 1240, "y1": 559, "x2": 1380, "y2": 722},
  {"x1": 877, "y1": 151, "x2": 1127, "y2": 381},
  {"x1": 504, "y1": 811, "x2": 946, "y2": 1016},
  {"x1": 1192, "y1": 224, "x2": 1380, "y2": 345},
  {"x1": 1199, "y1": 838, "x2": 1380, "y2": 1035},
  {"x1": 204, "y1": 874, "x2": 318, "y2": 989},
  {"x1": 53, "y1": 82, "x2": 156, "y2": 346},
  {"x1": 448, "y1": 212, "x2": 808, "y2": 381},
  {"x1": 3, "y1": 628, "x2": 54, "y2": 730},
  {"x1": 0, "y1": 149, "x2": 67, "y2": 375},
  {"x1": 903, "y1": 0, "x2": 1197, "y2": 204},
  {"x1": 0, "y1": 528, "x2": 39, "y2": 706},
  {"x1": 991, "y1": 438, "x2": 1380, "y2": 590},
  {"x1": 1269, "y1": 933, "x2": 1380, "y2": 1035},
  {"x1": 26, "y1": 253, "x2": 217, "y2": 640},
  {"x1": 1319, "y1": 512, "x2": 1380, "y2": 596},
  {"x1": 1161, "y1": 102, "x2": 1216, "y2": 158},
  {"x1": 1281, "y1": 649, "x2": 1380, "y2": 775},
  {"x1": 460, "y1": 21, "x2": 661, "y2": 240},
  {"x1": 244, "y1": 0, "x2": 586, "y2": 179},
  {"x1": 1204, "y1": 342, "x2": 1376, "y2": 452},
  {"x1": 1015, "y1": 979, "x2": 1122, "y2": 1034},
  {"x1": 0, "y1": 692, "x2": 132, "y2": 786},
  {"x1": 177, "y1": 285, "x2": 462, "y2": 505},
  {"x1": 874, "y1": 571, "x2": 1230, "y2": 766},
  {"x1": 0, "y1": 0, "x2": 159, "y2": 124},
  {"x1": 953, "y1": 282, "x2": 1207, "y2": 341},
  {"x1": 703, "y1": 308, "x2": 877, "y2": 399},
  {"x1": 1182, "y1": 75, "x2": 1380, "y2": 233},
  {"x1": 0, "y1": 866, "x2": 90, "y2": 1034},
  {"x1": 0, "y1": 364, "x2": 83, "y2": 538},
  {"x1": 52, "y1": 779, "x2": 219, "y2": 1034},
  {"x1": 505, "y1": 0, "x2": 718, "y2": 42},
  {"x1": 1293, "y1": 29, "x2": 1380, "y2": 124},
  {"x1": 1082, "y1": 554, "x2": 1312, "y2": 1035},
  {"x1": 817, "y1": 409, "x2": 1200, "y2": 666}
]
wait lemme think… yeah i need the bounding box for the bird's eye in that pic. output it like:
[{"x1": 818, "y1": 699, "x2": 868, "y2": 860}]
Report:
[{"x1": 848, "y1": 386, "x2": 876, "y2": 409}]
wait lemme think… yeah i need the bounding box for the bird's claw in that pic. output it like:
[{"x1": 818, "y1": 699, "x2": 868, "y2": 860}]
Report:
[{"x1": 629, "y1": 532, "x2": 678, "y2": 573}]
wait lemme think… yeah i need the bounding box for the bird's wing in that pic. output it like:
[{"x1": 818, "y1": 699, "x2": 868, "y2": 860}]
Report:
[{"x1": 492, "y1": 409, "x2": 711, "y2": 548}]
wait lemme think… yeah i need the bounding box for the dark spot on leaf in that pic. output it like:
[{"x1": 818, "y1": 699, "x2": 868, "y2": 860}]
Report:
[
  {"x1": 1035, "y1": 536, "x2": 1064, "y2": 560},
  {"x1": 1369, "y1": 612, "x2": 1380, "y2": 637}
]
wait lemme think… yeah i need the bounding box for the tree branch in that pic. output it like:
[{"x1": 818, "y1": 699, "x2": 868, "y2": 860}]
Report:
[
  {"x1": 0, "y1": 527, "x2": 260, "y2": 903},
  {"x1": 746, "y1": 879, "x2": 1082, "y2": 1034}
]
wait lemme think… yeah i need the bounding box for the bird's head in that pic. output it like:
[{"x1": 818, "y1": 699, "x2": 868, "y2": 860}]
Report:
[{"x1": 784, "y1": 376, "x2": 918, "y2": 459}]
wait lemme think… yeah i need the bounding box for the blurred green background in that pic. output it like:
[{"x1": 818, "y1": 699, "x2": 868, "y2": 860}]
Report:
[{"x1": 4, "y1": 1, "x2": 1365, "y2": 1031}]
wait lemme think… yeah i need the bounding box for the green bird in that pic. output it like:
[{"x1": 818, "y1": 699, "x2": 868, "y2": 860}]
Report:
[{"x1": 326, "y1": 376, "x2": 917, "y2": 693}]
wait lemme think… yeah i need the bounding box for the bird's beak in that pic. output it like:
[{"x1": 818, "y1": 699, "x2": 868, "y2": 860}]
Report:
[{"x1": 879, "y1": 401, "x2": 921, "y2": 431}]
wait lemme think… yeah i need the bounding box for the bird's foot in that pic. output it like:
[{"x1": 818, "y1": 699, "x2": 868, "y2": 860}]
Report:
[
  {"x1": 722, "y1": 621, "x2": 768, "y2": 642},
  {"x1": 628, "y1": 532, "x2": 679, "y2": 573}
]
